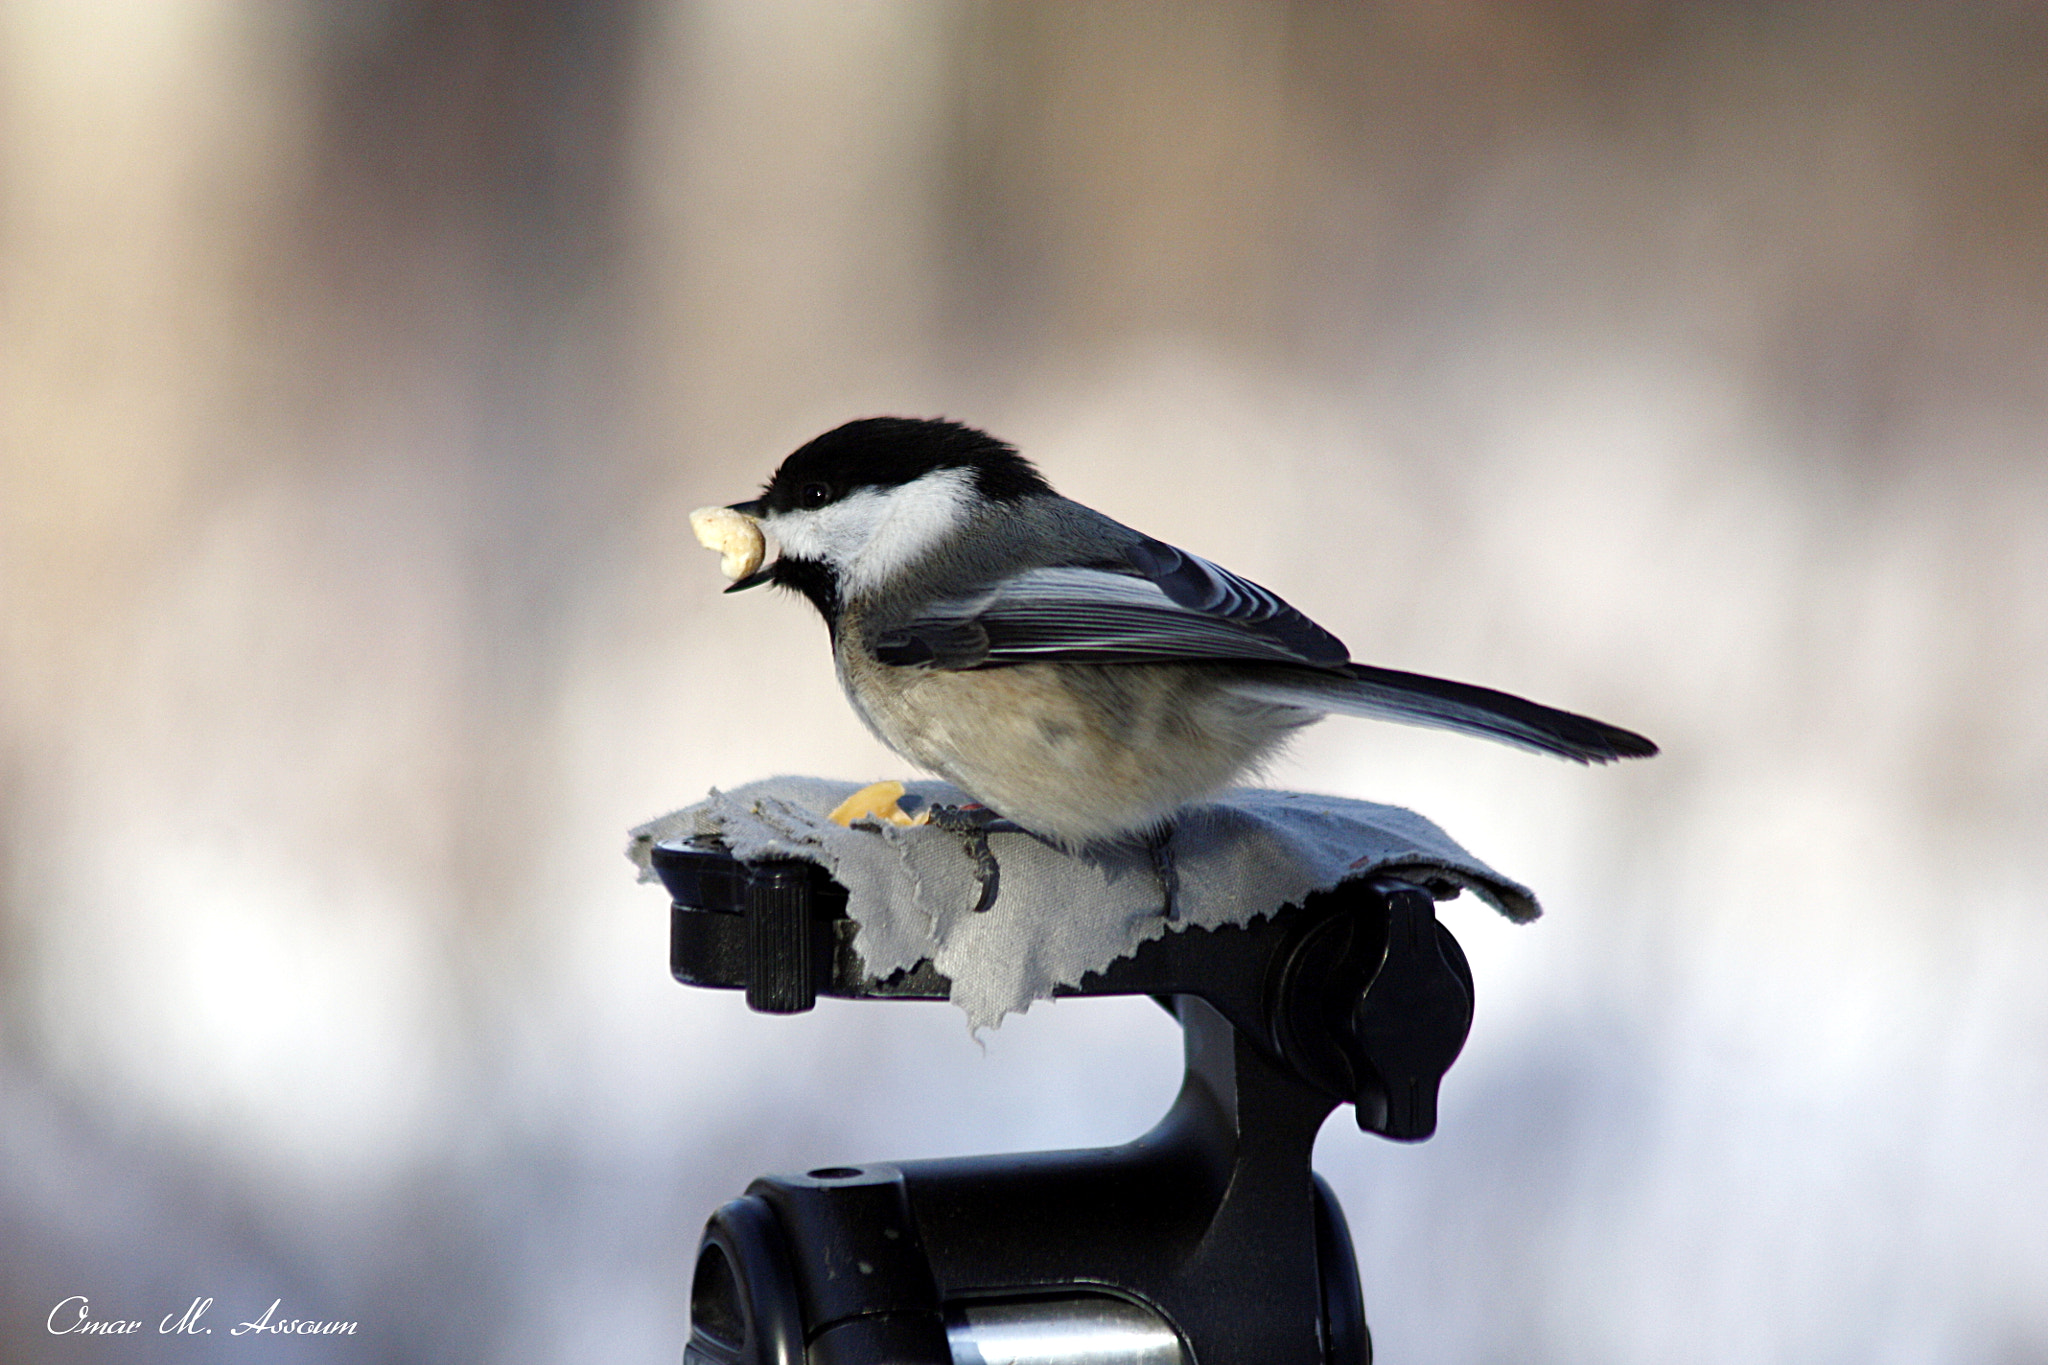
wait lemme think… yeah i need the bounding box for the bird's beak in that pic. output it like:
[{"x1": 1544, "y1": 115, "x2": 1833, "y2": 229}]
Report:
[{"x1": 722, "y1": 498, "x2": 774, "y2": 591}]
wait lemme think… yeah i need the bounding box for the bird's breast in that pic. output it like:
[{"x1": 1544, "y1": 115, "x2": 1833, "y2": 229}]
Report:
[{"x1": 833, "y1": 639, "x2": 1311, "y2": 845}]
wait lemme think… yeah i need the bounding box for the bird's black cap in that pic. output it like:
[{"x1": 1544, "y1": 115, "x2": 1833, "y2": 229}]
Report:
[{"x1": 753, "y1": 417, "x2": 1053, "y2": 516}]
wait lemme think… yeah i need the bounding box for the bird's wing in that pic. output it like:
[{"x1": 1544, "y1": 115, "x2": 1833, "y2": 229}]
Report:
[{"x1": 871, "y1": 536, "x2": 1350, "y2": 670}]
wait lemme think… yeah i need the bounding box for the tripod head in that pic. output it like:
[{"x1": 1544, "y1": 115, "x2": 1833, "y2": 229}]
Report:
[{"x1": 653, "y1": 837, "x2": 1477, "y2": 1364}]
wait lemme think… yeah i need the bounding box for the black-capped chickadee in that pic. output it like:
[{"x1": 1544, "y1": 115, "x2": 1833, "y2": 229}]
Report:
[{"x1": 723, "y1": 417, "x2": 1655, "y2": 850}]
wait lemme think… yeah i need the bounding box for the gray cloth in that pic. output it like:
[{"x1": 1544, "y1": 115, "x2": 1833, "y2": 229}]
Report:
[{"x1": 627, "y1": 777, "x2": 1537, "y2": 1031}]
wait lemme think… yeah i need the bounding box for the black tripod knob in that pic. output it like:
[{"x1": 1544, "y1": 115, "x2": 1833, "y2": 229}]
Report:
[{"x1": 1268, "y1": 878, "x2": 1473, "y2": 1140}]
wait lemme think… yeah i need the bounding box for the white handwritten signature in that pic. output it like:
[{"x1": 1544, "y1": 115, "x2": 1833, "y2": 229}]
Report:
[{"x1": 47, "y1": 1296, "x2": 358, "y2": 1337}]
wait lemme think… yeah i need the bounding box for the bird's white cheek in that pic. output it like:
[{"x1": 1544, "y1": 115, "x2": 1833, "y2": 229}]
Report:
[
  {"x1": 843, "y1": 470, "x2": 976, "y2": 591},
  {"x1": 763, "y1": 471, "x2": 976, "y2": 590},
  {"x1": 763, "y1": 501, "x2": 878, "y2": 568}
]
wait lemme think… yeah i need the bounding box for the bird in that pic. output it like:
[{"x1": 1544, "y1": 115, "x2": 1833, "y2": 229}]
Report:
[{"x1": 717, "y1": 416, "x2": 1655, "y2": 852}]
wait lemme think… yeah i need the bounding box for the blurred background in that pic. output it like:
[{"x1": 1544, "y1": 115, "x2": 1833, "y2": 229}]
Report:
[{"x1": 4, "y1": 2, "x2": 2045, "y2": 1360}]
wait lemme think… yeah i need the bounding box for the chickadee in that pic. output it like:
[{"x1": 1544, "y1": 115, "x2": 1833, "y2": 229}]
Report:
[{"x1": 723, "y1": 417, "x2": 1655, "y2": 850}]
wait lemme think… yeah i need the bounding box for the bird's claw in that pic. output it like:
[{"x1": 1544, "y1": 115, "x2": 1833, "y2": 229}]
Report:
[
  {"x1": 927, "y1": 803, "x2": 1008, "y2": 913},
  {"x1": 1147, "y1": 826, "x2": 1180, "y2": 922}
]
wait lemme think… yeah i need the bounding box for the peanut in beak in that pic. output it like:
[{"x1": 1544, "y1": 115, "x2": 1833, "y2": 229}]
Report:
[{"x1": 688, "y1": 505, "x2": 767, "y2": 582}]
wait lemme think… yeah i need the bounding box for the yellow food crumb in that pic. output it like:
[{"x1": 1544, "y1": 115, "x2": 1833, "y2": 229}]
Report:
[{"x1": 828, "y1": 780, "x2": 929, "y2": 828}]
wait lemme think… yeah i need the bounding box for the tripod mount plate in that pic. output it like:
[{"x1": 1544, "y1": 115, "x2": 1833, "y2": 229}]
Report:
[
  {"x1": 653, "y1": 838, "x2": 1473, "y2": 1143},
  {"x1": 630, "y1": 776, "x2": 1533, "y2": 1029}
]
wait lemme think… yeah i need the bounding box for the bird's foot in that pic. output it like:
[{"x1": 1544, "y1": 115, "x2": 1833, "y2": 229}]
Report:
[
  {"x1": 926, "y1": 803, "x2": 1009, "y2": 913},
  {"x1": 1145, "y1": 824, "x2": 1180, "y2": 922}
]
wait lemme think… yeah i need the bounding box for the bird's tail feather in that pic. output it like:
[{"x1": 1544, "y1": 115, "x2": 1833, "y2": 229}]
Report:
[{"x1": 1232, "y1": 663, "x2": 1658, "y2": 764}]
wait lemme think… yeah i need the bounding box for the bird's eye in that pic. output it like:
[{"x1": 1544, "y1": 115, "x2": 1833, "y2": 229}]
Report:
[{"x1": 798, "y1": 482, "x2": 833, "y2": 509}]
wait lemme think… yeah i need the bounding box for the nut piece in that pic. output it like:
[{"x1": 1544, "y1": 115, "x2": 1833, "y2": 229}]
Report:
[
  {"x1": 689, "y1": 506, "x2": 766, "y2": 582},
  {"x1": 828, "y1": 780, "x2": 931, "y2": 829}
]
